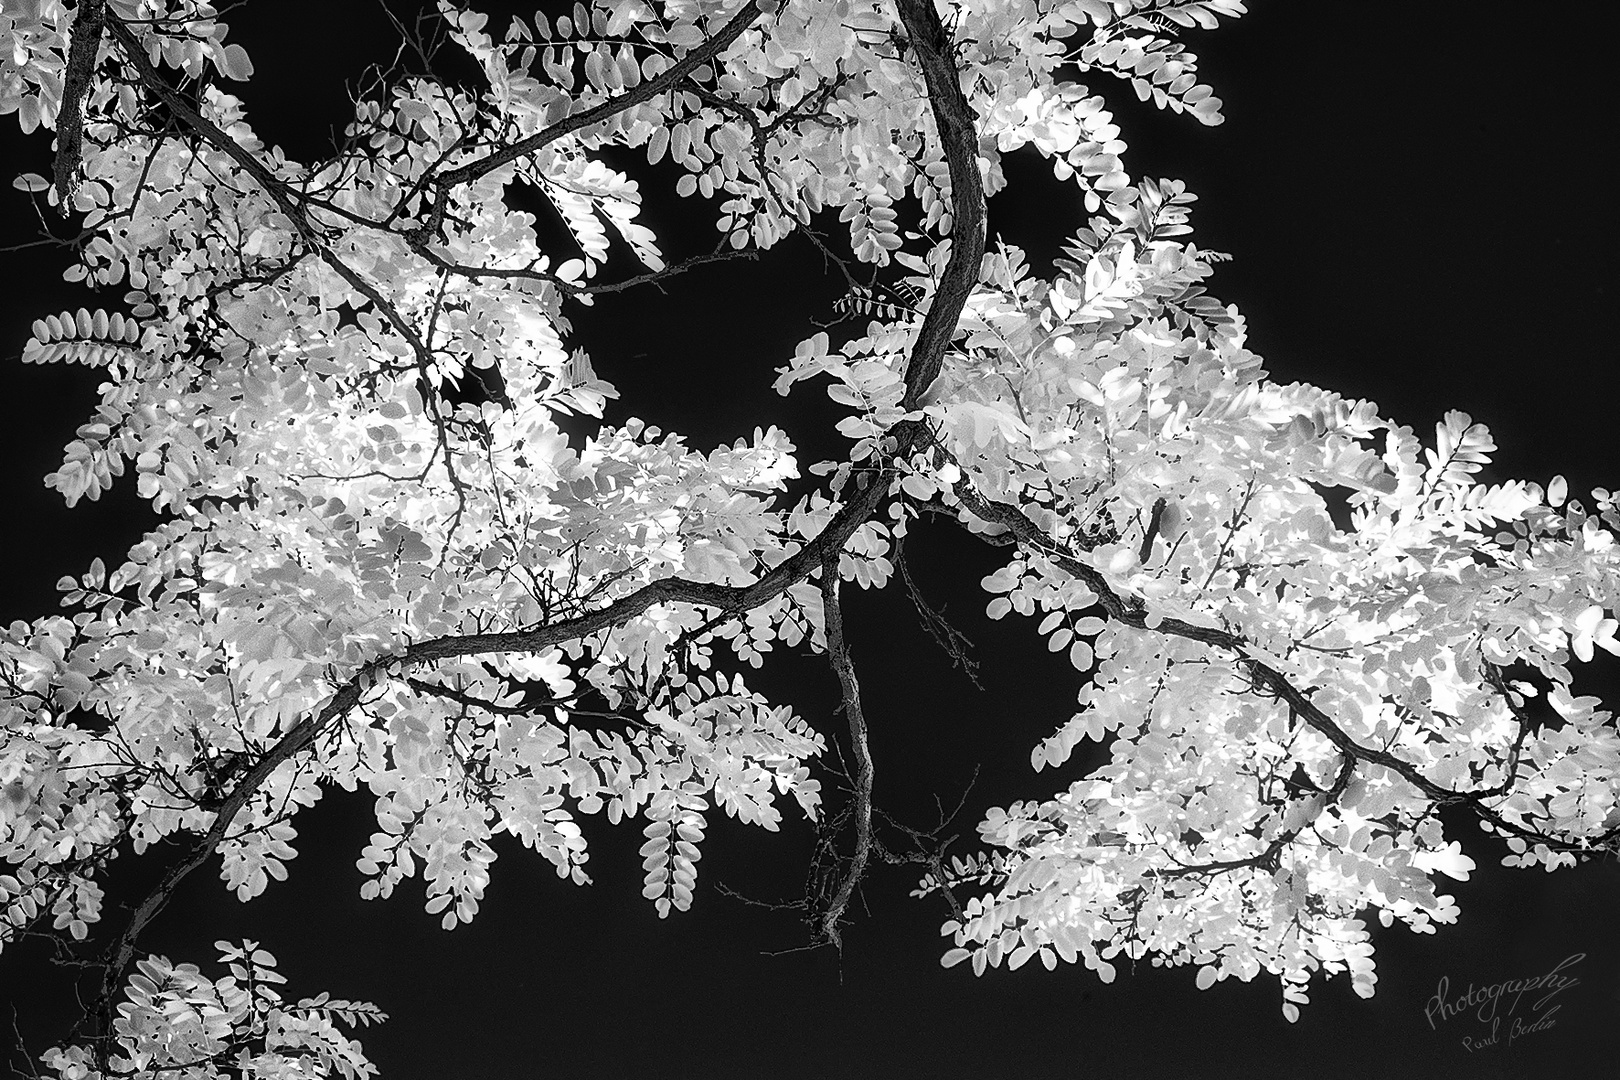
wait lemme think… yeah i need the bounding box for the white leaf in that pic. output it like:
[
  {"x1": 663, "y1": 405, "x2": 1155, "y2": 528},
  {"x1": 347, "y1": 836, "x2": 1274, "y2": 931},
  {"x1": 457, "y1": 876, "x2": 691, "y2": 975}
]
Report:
[
  {"x1": 217, "y1": 43, "x2": 254, "y2": 81},
  {"x1": 1411, "y1": 841, "x2": 1475, "y2": 881},
  {"x1": 1547, "y1": 474, "x2": 1568, "y2": 507}
]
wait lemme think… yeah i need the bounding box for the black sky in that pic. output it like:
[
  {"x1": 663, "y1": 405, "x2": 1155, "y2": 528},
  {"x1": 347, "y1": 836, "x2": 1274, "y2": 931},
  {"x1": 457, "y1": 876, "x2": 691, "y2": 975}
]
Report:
[{"x1": 3, "y1": 2, "x2": 1618, "y2": 1077}]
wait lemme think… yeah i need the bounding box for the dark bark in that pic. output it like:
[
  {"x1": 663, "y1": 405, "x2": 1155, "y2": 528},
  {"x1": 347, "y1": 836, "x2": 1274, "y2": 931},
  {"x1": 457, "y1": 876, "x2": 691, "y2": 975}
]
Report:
[{"x1": 52, "y1": 0, "x2": 106, "y2": 204}]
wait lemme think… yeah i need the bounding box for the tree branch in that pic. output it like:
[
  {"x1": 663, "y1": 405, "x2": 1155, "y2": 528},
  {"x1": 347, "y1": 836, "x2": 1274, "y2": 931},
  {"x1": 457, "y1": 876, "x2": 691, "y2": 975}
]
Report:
[
  {"x1": 947, "y1": 479, "x2": 1620, "y2": 859},
  {"x1": 895, "y1": 539, "x2": 980, "y2": 687},
  {"x1": 53, "y1": 0, "x2": 106, "y2": 204},
  {"x1": 78, "y1": 0, "x2": 991, "y2": 1025},
  {"x1": 413, "y1": 241, "x2": 761, "y2": 296},
  {"x1": 411, "y1": 1, "x2": 768, "y2": 242},
  {"x1": 99, "y1": 15, "x2": 438, "y2": 375},
  {"x1": 894, "y1": 0, "x2": 986, "y2": 411},
  {"x1": 86, "y1": 672, "x2": 363, "y2": 1061},
  {"x1": 815, "y1": 553, "x2": 874, "y2": 949}
]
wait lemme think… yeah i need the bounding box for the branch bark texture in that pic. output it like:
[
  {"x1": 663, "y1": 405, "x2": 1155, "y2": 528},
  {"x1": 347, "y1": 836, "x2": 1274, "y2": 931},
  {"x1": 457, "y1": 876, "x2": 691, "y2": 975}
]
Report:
[
  {"x1": 83, "y1": 0, "x2": 989, "y2": 1023},
  {"x1": 52, "y1": 0, "x2": 105, "y2": 203},
  {"x1": 815, "y1": 555, "x2": 874, "y2": 948}
]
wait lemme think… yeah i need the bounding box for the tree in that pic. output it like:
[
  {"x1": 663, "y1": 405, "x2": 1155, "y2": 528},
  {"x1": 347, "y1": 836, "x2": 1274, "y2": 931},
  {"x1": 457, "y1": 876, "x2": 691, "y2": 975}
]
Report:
[{"x1": 1, "y1": 0, "x2": 1616, "y2": 1075}]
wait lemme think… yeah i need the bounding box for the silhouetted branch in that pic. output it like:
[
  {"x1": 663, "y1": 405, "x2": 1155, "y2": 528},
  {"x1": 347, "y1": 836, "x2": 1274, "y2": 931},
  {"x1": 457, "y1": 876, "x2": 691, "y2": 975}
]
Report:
[{"x1": 813, "y1": 554, "x2": 874, "y2": 949}]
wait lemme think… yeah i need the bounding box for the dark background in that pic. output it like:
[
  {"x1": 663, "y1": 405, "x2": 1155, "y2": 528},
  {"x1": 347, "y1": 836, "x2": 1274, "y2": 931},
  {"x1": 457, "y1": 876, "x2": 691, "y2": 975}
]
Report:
[{"x1": 3, "y1": 2, "x2": 1617, "y2": 1077}]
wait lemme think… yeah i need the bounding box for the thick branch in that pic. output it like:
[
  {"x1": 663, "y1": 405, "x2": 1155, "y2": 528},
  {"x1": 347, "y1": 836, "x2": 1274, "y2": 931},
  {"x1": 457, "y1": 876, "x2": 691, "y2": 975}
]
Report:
[
  {"x1": 815, "y1": 554, "x2": 874, "y2": 949},
  {"x1": 53, "y1": 0, "x2": 105, "y2": 203},
  {"x1": 82, "y1": 0, "x2": 989, "y2": 1021},
  {"x1": 894, "y1": 0, "x2": 987, "y2": 410},
  {"x1": 88, "y1": 675, "x2": 362, "y2": 1057}
]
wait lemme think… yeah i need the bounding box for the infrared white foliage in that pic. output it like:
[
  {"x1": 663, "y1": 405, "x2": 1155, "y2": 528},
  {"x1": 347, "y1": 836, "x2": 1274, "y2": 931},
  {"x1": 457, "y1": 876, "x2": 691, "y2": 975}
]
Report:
[{"x1": 1, "y1": 0, "x2": 1616, "y2": 1071}]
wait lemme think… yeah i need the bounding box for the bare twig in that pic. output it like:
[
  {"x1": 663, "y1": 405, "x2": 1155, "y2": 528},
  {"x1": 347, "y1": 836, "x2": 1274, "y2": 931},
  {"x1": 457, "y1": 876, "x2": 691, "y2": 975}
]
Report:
[
  {"x1": 895, "y1": 539, "x2": 980, "y2": 687},
  {"x1": 415, "y1": 242, "x2": 761, "y2": 296}
]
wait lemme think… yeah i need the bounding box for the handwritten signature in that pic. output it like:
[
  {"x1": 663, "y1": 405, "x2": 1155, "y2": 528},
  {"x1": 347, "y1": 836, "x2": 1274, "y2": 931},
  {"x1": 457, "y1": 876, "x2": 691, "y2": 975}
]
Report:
[{"x1": 1423, "y1": 953, "x2": 1583, "y2": 1051}]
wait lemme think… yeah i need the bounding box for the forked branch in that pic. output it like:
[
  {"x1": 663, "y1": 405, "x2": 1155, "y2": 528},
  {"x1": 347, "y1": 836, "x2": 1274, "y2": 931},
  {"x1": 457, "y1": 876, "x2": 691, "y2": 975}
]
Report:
[
  {"x1": 77, "y1": 0, "x2": 988, "y2": 1046},
  {"x1": 814, "y1": 553, "x2": 874, "y2": 949}
]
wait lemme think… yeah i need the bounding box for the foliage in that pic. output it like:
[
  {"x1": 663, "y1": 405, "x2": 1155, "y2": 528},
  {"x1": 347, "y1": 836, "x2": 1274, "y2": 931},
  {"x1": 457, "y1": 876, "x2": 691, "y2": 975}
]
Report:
[
  {"x1": 1, "y1": 0, "x2": 1616, "y2": 1073},
  {"x1": 39, "y1": 943, "x2": 385, "y2": 1080}
]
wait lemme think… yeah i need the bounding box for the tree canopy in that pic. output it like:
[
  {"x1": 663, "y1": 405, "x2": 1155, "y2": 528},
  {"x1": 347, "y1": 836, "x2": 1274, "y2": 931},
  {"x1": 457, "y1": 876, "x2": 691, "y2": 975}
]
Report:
[{"x1": 1, "y1": 0, "x2": 1617, "y2": 1076}]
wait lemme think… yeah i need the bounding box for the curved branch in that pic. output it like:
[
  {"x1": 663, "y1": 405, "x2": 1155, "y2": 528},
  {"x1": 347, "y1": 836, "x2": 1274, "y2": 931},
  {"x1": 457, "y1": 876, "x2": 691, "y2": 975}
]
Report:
[
  {"x1": 895, "y1": 0, "x2": 986, "y2": 410},
  {"x1": 815, "y1": 552, "x2": 874, "y2": 949},
  {"x1": 947, "y1": 480, "x2": 1619, "y2": 858},
  {"x1": 87, "y1": 675, "x2": 360, "y2": 1059},
  {"x1": 82, "y1": 0, "x2": 989, "y2": 1030}
]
